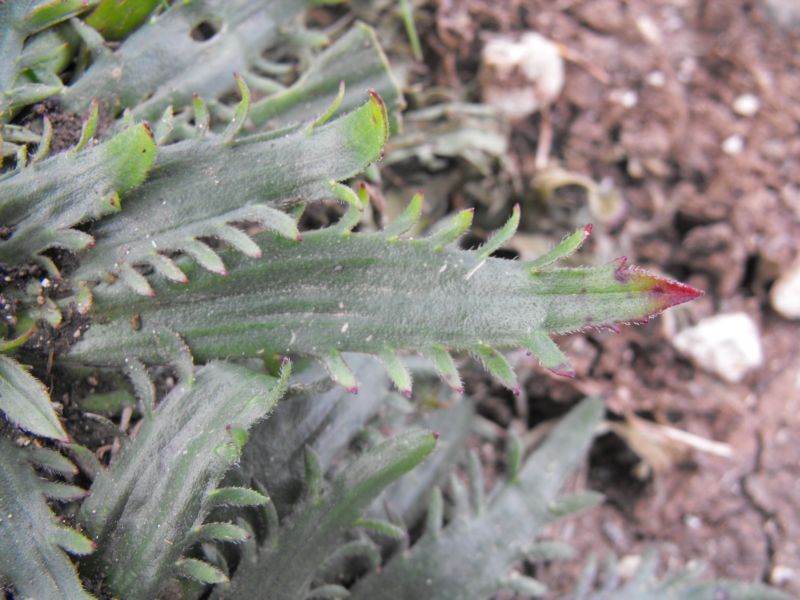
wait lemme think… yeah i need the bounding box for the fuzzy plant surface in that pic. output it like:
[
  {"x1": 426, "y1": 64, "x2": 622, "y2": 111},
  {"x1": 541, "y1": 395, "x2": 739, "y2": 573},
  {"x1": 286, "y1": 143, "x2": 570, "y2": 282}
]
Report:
[
  {"x1": 66, "y1": 199, "x2": 702, "y2": 396},
  {"x1": 0, "y1": 2, "x2": 789, "y2": 599}
]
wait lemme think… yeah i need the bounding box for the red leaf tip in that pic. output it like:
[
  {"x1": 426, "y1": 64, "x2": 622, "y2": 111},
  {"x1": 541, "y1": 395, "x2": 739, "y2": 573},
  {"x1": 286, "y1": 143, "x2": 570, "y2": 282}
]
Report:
[
  {"x1": 584, "y1": 223, "x2": 593, "y2": 236},
  {"x1": 648, "y1": 277, "x2": 704, "y2": 310},
  {"x1": 549, "y1": 364, "x2": 576, "y2": 378}
]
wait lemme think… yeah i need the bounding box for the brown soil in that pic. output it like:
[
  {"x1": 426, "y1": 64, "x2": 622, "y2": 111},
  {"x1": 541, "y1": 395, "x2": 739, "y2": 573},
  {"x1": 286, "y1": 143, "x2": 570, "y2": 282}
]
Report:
[{"x1": 405, "y1": 0, "x2": 800, "y2": 596}]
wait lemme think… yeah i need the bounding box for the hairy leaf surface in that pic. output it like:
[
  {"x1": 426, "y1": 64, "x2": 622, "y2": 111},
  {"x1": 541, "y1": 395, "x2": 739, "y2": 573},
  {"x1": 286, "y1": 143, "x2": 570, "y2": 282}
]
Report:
[
  {"x1": 350, "y1": 397, "x2": 604, "y2": 600},
  {"x1": 215, "y1": 430, "x2": 437, "y2": 599},
  {"x1": 0, "y1": 437, "x2": 94, "y2": 599},
  {"x1": 68, "y1": 211, "x2": 701, "y2": 391},
  {"x1": 0, "y1": 355, "x2": 67, "y2": 441},
  {"x1": 74, "y1": 94, "x2": 388, "y2": 288},
  {"x1": 61, "y1": 0, "x2": 328, "y2": 120},
  {"x1": 78, "y1": 361, "x2": 287, "y2": 600},
  {"x1": 0, "y1": 121, "x2": 156, "y2": 263}
]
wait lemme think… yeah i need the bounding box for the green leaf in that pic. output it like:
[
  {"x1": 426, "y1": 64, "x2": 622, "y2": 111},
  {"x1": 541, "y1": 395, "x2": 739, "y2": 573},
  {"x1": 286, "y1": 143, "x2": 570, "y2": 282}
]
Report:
[
  {"x1": 527, "y1": 224, "x2": 593, "y2": 271},
  {"x1": 249, "y1": 22, "x2": 403, "y2": 130},
  {"x1": 175, "y1": 557, "x2": 229, "y2": 585},
  {"x1": 235, "y1": 355, "x2": 391, "y2": 515},
  {"x1": 0, "y1": 437, "x2": 94, "y2": 599},
  {"x1": 353, "y1": 518, "x2": 406, "y2": 539},
  {"x1": 69, "y1": 209, "x2": 701, "y2": 392},
  {"x1": 0, "y1": 122, "x2": 156, "y2": 263},
  {"x1": 216, "y1": 430, "x2": 436, "y2": 599},
  {"x1": 0, "y1": 355, "x2": 67, "y2": 441},
  {"x1": 61, "y1": 0, "x2": 317, "y2": 120},
  {"x1": 85, "y1": 0, "x2": 161, "y2": 40},
  {"x1": 206, "y1": 487, "x2": 271, "y2": 509},
  {"x1": 78, "y1": 362, "x2": 285, "y2": 600},
  {"x1": 350, "y1": 398, "x2": 604, "y2": 600},
  {"x1": 74, "y1": 94, "x2": 386, "y2": 288},
  {"x1": 190, "y1": 522, "x2": 251, "y2": 544}
]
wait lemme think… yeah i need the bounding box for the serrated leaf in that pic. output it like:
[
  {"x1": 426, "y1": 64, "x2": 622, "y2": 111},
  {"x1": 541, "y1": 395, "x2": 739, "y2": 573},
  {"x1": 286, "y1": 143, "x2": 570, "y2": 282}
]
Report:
[
  {"x1": 61, "y1": 0, "x2": 315, "y2": 121},
  {"x1": 78, "y1": 362, "x2": 284, "y2": 600},
  {"x1": 548, "y1": 491, "x2": 605, "y2": 518},
  {"x1": 350, "y1": 398, "x2": 604, "y2": 600},
  {"x1": 525, "y1": 330, "x2": 575, "y2": 377},
  {"x1": 216, "y1": 430, "x2": 436, "y2": 600},
  {"x1": 354, "y1": 518, "x2": 406, "y2": 539},
  {"x1": 236, "y1": 355, "x2": 391, "y2": 515},
  {"x1": 472, "y1": 344, "x2": 519, "y2": 394},
  {"x1": 68, "y1": 212, "x2": 701, "y2": 392},
  {"x1": 249, "y1": 22, "x2": 403, "y2": 130},
  {"x1": 378, "y1": 349, "x2": 413, "y2": 397},
  {"x1": 383, "y1": 192, "x2": 423, "y2": 240},
  {"x1": 50, "y1": 526, "x2": 96, "y2": 556},
  {"x1": 427, "y1": 208, "x2": 474, "y2": 250},
  {"x1": 0, "y1": 355, "x2": 67, "y2": 441},
  {"x1": 0, "y1": 122, "x2": 156, "y2": 263},
  {"x1": 75, "y1": 94, "x2": 386, "y2": 283},
  {"x1": 0, "y1": 437, "x2": 94, "y2": 599}
]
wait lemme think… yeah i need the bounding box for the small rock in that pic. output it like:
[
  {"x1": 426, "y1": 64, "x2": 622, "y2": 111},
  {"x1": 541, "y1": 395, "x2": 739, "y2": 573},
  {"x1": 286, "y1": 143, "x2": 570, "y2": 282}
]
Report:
[
  {"x1": 480, "y1": 32, "x2": 564, "y2": 120},
  {"x1": 732, "y1": 93, "x2": 760, "y2": 117},
  {"x1": 671, "y1": 313, "x2": 764, "y2": 383},
  {"x1": 721, "y1": 134, "x2": 745, "y2": 155},
  {"x1": 770, "y1": 259, "x2": 800, "y2": 319}
]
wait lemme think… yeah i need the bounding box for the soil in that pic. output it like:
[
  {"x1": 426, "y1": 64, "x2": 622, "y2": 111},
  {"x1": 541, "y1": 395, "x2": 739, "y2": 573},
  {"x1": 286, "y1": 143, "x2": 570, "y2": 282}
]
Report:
[{"x1": 398, "y1": 0, "x2": 800, "y2": 596}]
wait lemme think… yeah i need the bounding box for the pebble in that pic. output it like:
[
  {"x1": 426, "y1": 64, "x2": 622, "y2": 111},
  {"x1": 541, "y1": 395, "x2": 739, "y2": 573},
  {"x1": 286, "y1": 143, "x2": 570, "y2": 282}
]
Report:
[
  {"x1": 770, "y1": 259, "x2": 800, "y2": 319},
  {"x1": 721, "y1": 134, "x2": 745, "y2": 155},
  {"x1": 480, "y1": 32, "x2": 564, "y2": 120},
  {"x1": 671, "y1": 313, "x2": 764, "y2": 383},
  {"x1": 732, "y1": 93, "x2": 760, "y2": 117}
]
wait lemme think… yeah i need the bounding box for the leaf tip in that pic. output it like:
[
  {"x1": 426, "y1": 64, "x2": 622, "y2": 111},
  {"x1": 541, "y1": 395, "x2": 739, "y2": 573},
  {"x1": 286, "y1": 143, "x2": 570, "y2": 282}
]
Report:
[{"x1": 549, "y1": 364, "x2": 576, "y2": 378}]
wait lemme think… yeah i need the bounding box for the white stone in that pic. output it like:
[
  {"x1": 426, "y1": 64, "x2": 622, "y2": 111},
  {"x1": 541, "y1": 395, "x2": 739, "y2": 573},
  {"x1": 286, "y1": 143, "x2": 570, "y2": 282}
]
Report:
[
  {"x1": 480, "y1": 32, "x2": 564, "y2": 120},
  {"x1": 770, "y1": 259, "x2": 800, "y2": 319},
  {"x1": 672, "y1": 313, "x2": 764, "y2": 383},
  {"x1": 721, "y1": 134, "x2": 744, "y2": 155},
  {"x1": 732, "y1": 93, "x2": 760, "y2": 117}
]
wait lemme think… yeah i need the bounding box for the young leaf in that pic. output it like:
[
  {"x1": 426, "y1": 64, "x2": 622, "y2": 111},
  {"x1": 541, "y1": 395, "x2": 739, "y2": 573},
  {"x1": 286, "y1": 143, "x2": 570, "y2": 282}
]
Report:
[
  {"x1": 78, "y1": 362, "x2": 286, "y2": 600},
  {"x1": 0, "y1": 355, "x2": 68, "y2": 441},
  {"x1": 249, "y1": 22, "x2": 403, "y2": 130},
  {"x1": 0, "y1": 122, "x2": 156, "y2": 263},
  {"x1": 215, "y1": 430, "x2": 437, "y2": 600},
  {"x1": 0, "y1": 437, "x2": 94, "y2": 599},
  {"x1": 350, "y1": 398, "x2": 604, "y2": 600}
]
